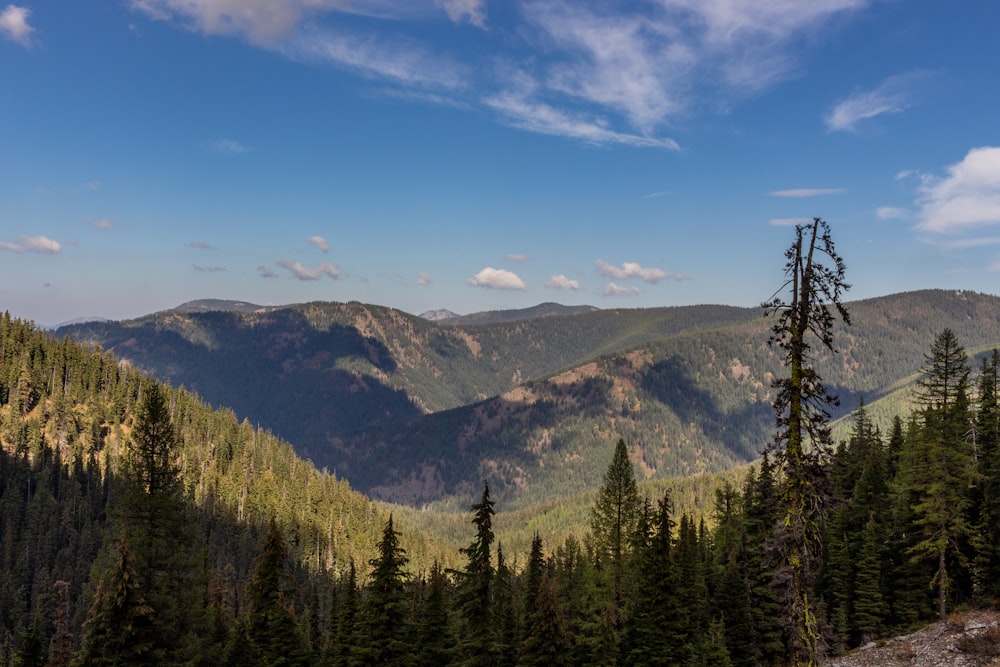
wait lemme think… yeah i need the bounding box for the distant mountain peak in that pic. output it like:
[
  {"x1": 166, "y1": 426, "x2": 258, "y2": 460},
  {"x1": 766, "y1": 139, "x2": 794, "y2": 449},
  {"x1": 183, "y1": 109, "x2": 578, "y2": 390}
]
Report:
[
  {"x1": 419, "y1": 309, "x2": 462, "y2": 321},
  {"x1": 173, "y1": 299, "x2": 264, "y2": 313}
]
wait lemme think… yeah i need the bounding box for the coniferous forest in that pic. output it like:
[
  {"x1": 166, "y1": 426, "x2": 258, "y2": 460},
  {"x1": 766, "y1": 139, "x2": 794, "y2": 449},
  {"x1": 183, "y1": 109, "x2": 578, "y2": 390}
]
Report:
[{"x1": 3, "y1": 219, "x2": 1000, "y2": 665}]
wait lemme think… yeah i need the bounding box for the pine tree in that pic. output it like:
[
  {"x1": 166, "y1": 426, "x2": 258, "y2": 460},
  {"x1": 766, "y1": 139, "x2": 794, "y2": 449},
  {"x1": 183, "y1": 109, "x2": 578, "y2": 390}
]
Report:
[
  {"x1": 590, "y1": 439, "x2": 640, "y2": 570},
  {"x1": 762, "y1": 217, "x2": 850, "y2": 665},
  {"x1": 972, "y1": 350, "x2": 1000, "y2": 599}
]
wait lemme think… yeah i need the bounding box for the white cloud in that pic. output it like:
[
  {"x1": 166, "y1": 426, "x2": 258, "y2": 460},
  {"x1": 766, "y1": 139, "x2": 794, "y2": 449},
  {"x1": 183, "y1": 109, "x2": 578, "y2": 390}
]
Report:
[
  {"x1": 193, "y1": 264, "x2": 226, "y2": 272},
  {"x1": 505, "y1": 253, "x2": 528, "y2": 262},
  {"x1": 417, "y1": 271, "x2": 431, "y2": 286},
  {"x1": 206, "y1": 139, "x2": 251, "y2": 154},
  {"x1": 770, "y1": 188, "x2": 846, "y2": 197},
  {"x1": 595, "y1": 259, "x2": 685, "y2": 284},
  {"x1": 0, "y1": 235, "x2": 62, "y2": 254},
  {"x1": 603, "y1": 282, "x2": 639, "y2": 296},
  {"x1": 825, "y1": 76, "x2": 904, "y2": 132},
  {"x1": 916, "y1": 147, "x2": 1000, "y2": 234},
  {"x1": 545, "y1": 274, "x2": 580, "y2": 290},
  {"x1": 467, "y1": 267, "x2": 527, "y2": 290},
  {"x1": 876, "y1": 206, "x2": 907, "y2": 220},
  {"x1": 0, "y1": 5, "x2": 34, "y2": 47},
  {"x1": 88, "y1": 218, "x2": 116, "y2": 230},
  {"x1": 308, "y1": 235, "x2": 330, "y2": 252},
  {"x1": 284, "y1": 28, "x2": 467, "y2": 91},
  {"x1": 769, "y1": 217, "x2": 813, "y2": 227},
  {"x1": 484, "y1": 89, "x2": 680, "y2": 150},
  {"x1": 436, "y1": 0, "x2": 485, "y2": 28},
  {"x1": 258, "y1": 265, "x2": 278, "y2": 278},
  {"x1": 187, "y1": 240, "x2": 218, "y2": 250},
  {"x1": 278, "y1": 259, "x2": 341, "y2": 280},
  {"x1": 130, "y1": 0, "x2": 872, "y2": 149}
]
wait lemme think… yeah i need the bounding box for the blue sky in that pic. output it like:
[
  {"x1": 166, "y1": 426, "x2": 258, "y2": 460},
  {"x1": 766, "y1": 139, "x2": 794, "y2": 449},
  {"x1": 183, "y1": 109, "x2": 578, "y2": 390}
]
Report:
[{"x1": 2, "y1": 0, "x2": 1000, "y2": 325}]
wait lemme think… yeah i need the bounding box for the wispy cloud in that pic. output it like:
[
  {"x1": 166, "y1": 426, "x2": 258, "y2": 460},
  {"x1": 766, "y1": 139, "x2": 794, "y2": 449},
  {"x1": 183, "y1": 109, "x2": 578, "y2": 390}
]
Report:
[
  {"x1": 131, "y1": 0, "x2": 871, "y2": 148},
  {"x1": 308, "y1": 235, "x2": 330, "y2": 252},
  {"x1": 187, "y1": 240, "x2": 218, "y2": 250},
  {"x1": 0, "y1": 235, "x2": 62, "y2": 254},
  {"x1": 205, "y1": 139, "x2": 251, "y2": 154},
  {"x1": 87, "y1": 218, "x2": 116, "y2": 230},
  {"x1": 193, "y1": 264, "x2": 226, "y2": 272},
  {"x1": 285, "y1": 28, "x2": 468, "y2": 91},
  {"x1": 417, "y1": 271, "x2": 431, "y2": 286},
  {"x1": 85, "y1": 180, "x2": 103, "y2": 191},
  {"x1": 545, "y1": 274, "x2": 580, "y2": 290},
  {"x1": 436, "y1": 0, "x2": 486, "y2": 28},
  {"x1": 505, "y1": 253, "x2": 528, "y2": 262},
  {"x1": 916, "y1": 146, "x2": 1000, "y2": 234},
  {"x1": 769, "y1": 188, "x2": 846, "y2": 198},
  {"x1": 876, "y1": 206, "x2": 908, "y2": 220},
  {"x1": 484, "y1": 89, "x2": 681, "y2": 150},
  {"x1": 595, "y1": 259, "x2": 685, "y2": 284},
  {"x1": 0, "y1": 5, "x2": 34, "y2": 47},
  {"x1": 769, "y1": 217, "x2": 813, "y2": 227},
  {"x1": 467, "y1": 267, "x2": 527, "y2": 290},
  {"x1": 825, "y1": 71, "x2": 931, "y2": 132},
  {"x1": 278, "y1": 259, "x2": 341, "y2": 280},
  {"x1": 258, "y1": 265, "x2": 278, "y2": 278},
  {"x1": 603, "y1": 282, "x2": 639, "y2": 297}
]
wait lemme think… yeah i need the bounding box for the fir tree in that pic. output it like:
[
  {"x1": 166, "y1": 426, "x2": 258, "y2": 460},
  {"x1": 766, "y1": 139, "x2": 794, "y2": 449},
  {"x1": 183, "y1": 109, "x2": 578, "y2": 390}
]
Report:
[
  {"x1": 355, "y1": 514, "x2": 411, "y2": 666},
  {"x1": 75, "y1": 531, "x2": 156, "y2": 667},
  {"x1": 455, "y1": 482, "x2": 495, "y2": 667},
  {"x1": 762, "y1": 217, "x2": 850, "y2": 666},
  {"x1": 903, "y1": 329, "x2": 975, "y2": 620},
  {"x1": 241, "y1": 518, "x2": 311, "y2": 666}
]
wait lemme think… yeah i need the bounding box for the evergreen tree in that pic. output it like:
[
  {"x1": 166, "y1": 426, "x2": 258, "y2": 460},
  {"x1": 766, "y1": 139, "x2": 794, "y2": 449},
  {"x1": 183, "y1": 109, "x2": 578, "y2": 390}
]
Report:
[
  {"x1": 902, "y1": 329, "x2": 975, "y2": 620},
  {"x1": 355, "y1": 514, "x2": 411, "y2": 666},
  {"x1": 519, "y1": 570, "x2": 570, "y2": 667},
  {"x1": 590, "y1": 439, "x2": 640, "y2": 570},
  {"x1": 240, "y1": 518, "x2": 311, "y2": 666},
  {"x1": 762, "y1": 217, "x2": 850, "y2": 666},
  {"x1": 972, "y1": 350, "x2": 1000, "y2": 600},
  {"x1": 414, "y1": 561, "x2": 454, "y2": 667},
  {"x1": 623, "y1": 493, "x2": 684, "y2": 666},
  {"x1": 455, "y1": 483, "x2": 495, "y2": 667},
  {"x1": 118, "y1": 381, "x2": 198, "y2": 663},
  {"x1": 75, "y1": 531, "x2": 156, "y2": 667}
]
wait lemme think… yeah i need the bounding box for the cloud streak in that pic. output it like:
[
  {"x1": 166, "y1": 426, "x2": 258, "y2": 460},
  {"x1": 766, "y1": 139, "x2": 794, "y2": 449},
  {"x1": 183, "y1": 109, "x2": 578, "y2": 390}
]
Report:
[
  {"x1": 88, "y1": 218, "x2": 116, "y2": 230},
  {"x1": 129, "y1": 0, "x2": 871, "y2": 150},
  {"x1": 278, "y1": 259, "x2": 341, "y2": 280},
  {"x1": 825, "y1": 71, "x2": 931, "y2": 132},
  {"x1": 770, "y1": 188, "x2": 846, "y2": 197},
  {"x1": 308, "y1": 235, "x2": 330, "y2": 252},
  {"x1": 595, "y1": 259, "x2": 685, "y2": 284},
  {"x1": 603, "y1": 282, "x2": 639, "y2": 296},
  {"x1": 0, "y1": 235, "x2": 62, "y2": 254}
]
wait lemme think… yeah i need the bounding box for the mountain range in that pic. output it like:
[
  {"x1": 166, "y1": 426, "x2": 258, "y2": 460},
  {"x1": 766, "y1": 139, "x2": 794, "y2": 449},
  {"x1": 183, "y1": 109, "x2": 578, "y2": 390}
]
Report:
[{"x1": 56, "y1": 289, "x2": 1000, "y2": 508}]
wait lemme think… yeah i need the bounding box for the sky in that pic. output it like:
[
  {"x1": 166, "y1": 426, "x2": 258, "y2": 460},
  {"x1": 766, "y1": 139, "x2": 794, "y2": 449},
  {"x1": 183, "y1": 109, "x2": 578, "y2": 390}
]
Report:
[{"x1": 2, "y1": 0, "x2": 1000, "y2": 325}]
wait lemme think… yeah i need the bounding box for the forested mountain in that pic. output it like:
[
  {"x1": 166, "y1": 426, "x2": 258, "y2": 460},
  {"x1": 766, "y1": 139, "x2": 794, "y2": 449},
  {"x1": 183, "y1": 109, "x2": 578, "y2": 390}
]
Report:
[{"x1": 59, "y1": 290, "x2": 1000, "y2": 507}]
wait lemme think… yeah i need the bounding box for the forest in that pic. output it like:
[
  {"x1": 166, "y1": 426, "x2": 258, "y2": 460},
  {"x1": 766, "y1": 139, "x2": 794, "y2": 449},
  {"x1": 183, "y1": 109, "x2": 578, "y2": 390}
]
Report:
[{"x1": 2, "y1": 219, "x2": 1000, "y2": 665}]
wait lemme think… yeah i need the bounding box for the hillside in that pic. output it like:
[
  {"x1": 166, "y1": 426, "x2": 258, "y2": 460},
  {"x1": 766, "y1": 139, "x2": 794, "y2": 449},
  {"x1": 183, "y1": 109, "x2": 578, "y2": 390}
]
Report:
[{"x1": 58, "y1": 290, "x2": 1000, "y2": 506}]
